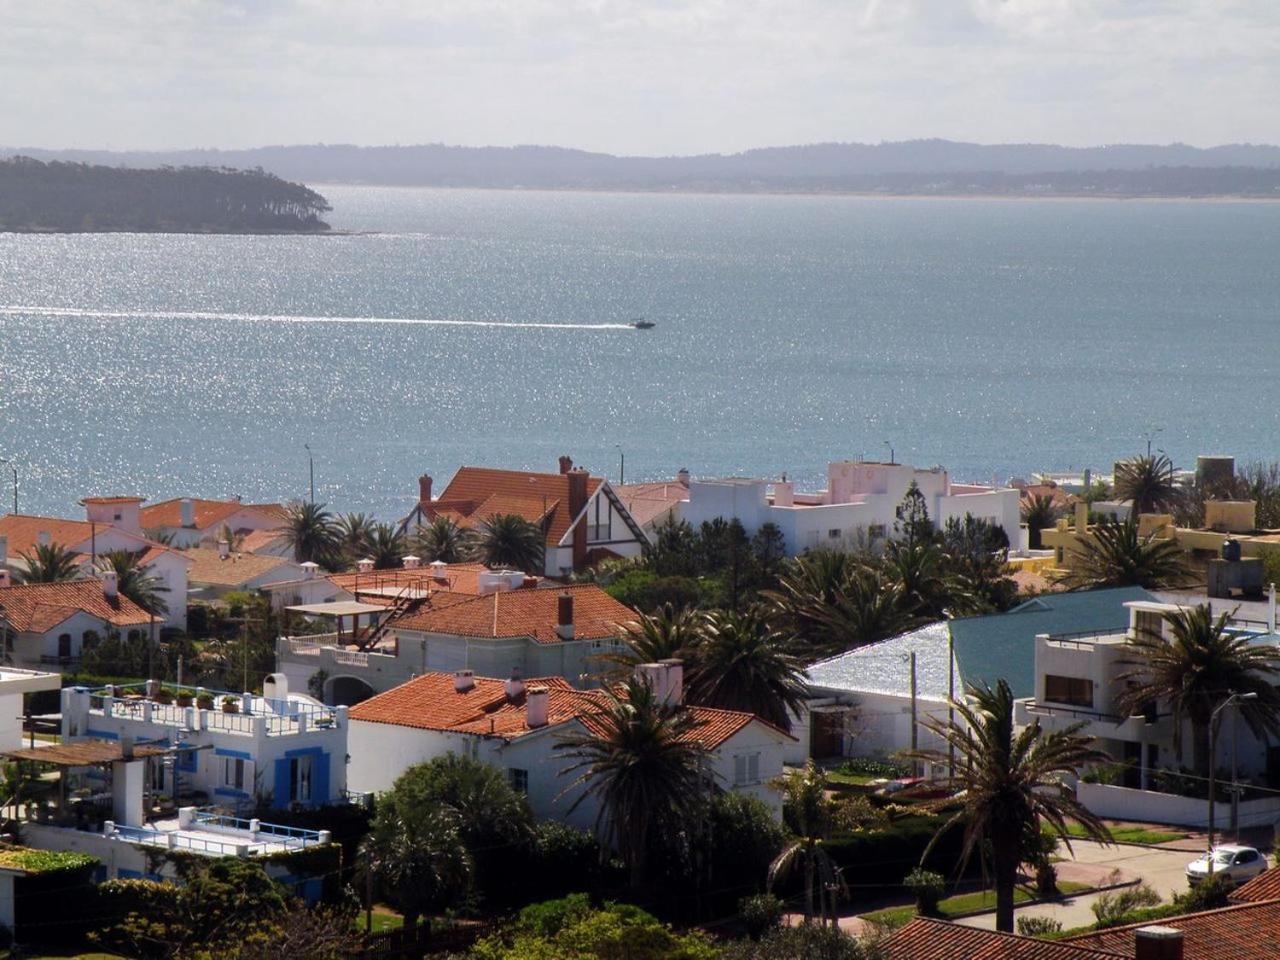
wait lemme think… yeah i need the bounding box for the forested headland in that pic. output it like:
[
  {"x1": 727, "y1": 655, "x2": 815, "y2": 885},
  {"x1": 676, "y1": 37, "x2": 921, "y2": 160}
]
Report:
[{"x1": 0, "y1": 156, "x2": 331, "y2": 233}]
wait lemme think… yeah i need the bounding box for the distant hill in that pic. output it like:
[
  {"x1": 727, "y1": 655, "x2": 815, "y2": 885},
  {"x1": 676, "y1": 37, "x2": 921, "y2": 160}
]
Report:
[
  {"x1": 5, "y1": 139, "x2": 1280, "y2": 196},
  {"x1": 0, "y1": 157, "x2": 331, "y2": 233}
]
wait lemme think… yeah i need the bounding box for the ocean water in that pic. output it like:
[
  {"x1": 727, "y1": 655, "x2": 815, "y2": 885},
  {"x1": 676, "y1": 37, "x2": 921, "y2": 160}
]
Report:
[{"x1": 1, "y1": 186, "x2": 1278, "y2": 522}]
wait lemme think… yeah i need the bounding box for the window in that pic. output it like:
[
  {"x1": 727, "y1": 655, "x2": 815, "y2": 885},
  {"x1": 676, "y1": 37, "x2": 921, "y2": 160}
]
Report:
[
  {"x1": 508, "y1": 768, "x2": 529, "y2": 794},
  {"x1": 587, "y1": 496, "x2": 612, "y2": 542},
  {"x1": 1044, "y1": 675, "x2": 1093, "y2": 708},
  {"x1": 868, "y1": 524, "x2": 887, "y2": 540},
  {"x1": 1237, "y1": 849, "x2": 1260, "y2": 864},
  {"x1": 149, "y1": 758, "x2": 166, "y2": 793},
  {"x1": 828, "y1": 529, "x2": 841, "y2": 539},
  {"x1": 222, "y1": 757, "x2": 246, "y2": 791},
  {"x1": 57, "y1": 633, "x2": 72, "y2": 662},
  {"x1": 1133, "y1": 610, "x2": 1163, "y2": 640},
  {"x1": 1056, "y1": 547, "x2": 1064, "y2": 564},
  {"x1": 733, "y1": 753, "x2": 761, "y2": 786},
  {"x1": 290, "y1": 756, "x2": 313, "y2": 803}
]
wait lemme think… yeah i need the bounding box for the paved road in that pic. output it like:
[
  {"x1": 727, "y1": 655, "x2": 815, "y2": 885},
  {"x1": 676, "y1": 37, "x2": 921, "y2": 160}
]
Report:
[{"x1": 959, "y1": 840, "x2": 1197, "y2": 932}]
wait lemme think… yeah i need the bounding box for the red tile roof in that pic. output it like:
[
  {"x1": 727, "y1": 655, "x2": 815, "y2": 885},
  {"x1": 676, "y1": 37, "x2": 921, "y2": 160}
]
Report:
[
  {"x1": 237, "y1": 529, "x2": 289, "y2": 554},
  {"x1": 0, "y1": 515, "x2": 100, "y2": 557},
  {"x1": 348, "y1": 671, "x2": 772, "y2": 748},
  {"x1": 391, "y1": 583, "x2": 635, "y2": 643},
  {"x1": 614, "y1": 481, "x2": 689, "y2": 529},
  {"x1": 887, "y1": 918, "x2": 1123, "y2": 960},
  {"x1": 182, "y1": 548, "x2": 295, "y2": 587},
  {"x1": 0, "y1": 581, "x2": 153, "y2": 633},
  {"x1": 139, "y1": 498, "x2": 278, "y2": 532},
  {"x1": 1230, "y1": 867, "x2": 1280, "y2": 904},
  {"x1": 428, "y1": 467, "x2": 603, "y2": 546},
  {"x1": 1065, "y1": 900, "x2": 1280, "y2": 957}
]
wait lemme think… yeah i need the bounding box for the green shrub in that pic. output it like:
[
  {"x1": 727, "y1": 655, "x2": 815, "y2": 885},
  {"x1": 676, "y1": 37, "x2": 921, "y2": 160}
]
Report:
[
  {"x1": 720, "y1": 923, "x2": 875, "y2": 960},
  {"x1": 823, "y1": 814, "x2": 971, "y2": 889},
  {"x1": 1017, "y1": 916, "x2": 1063, "y2": 937},
  {"x1": 832, "y1": 794, "x2": 888, "y2": 832},
  {"x1": 904, "y1": 868, "x2": 945, "y2": 917},
  {"x1": 834, "y1": 757, "x2": 910, "y2": 779},
  {"x1": 1091, "y1": 882, "x2": 1161, "y2": 927},
  {"x1": 738, "y1": 893, "x2": 784, "y2": 939},
  {"x1": 1174, "y1": 872, "x2": 1233, "y2": 912}
]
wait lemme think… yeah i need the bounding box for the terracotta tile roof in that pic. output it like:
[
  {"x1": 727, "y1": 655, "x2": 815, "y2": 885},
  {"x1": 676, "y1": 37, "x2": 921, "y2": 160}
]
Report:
[
  {"x1": 182, "y1": 548, "x2": 294, "y2": 588},
  {"x1": 237, "y1": 529, "x2": 290, "y2": 554},
  {"x1": 0, "y1": 581, "x2": 153, "y2": 633},
  {"x1": 614, "y1": 481, "x2": 689, "y2": 528},
  {"x1": 1063, "y1": 900, "x2": 1280, "y2": 957},
  {"x1": 73, "y1": 544, "x2": 190, "y2": 571},
  {"x1": 139, "y1": 498, "x2": 277, "y2": 532},
  {"x1": 391, "y1": 583, "x2": 635, "y2": 643},
  {"x1": 430, "y1": 467, "x2": 603, "y2": 546},
  {"x1": 887, "y1": 918, "x2": 1124, "y2": 960},
  {"x1": 1230, "y1": 866, "x2": 1280, "y2": 904},
  {"x1": 1019, "y1": 483, "x2": 1077, "y2": 509},
  {"x1": 79, "y1": 496, "x2": 145, "y2": 505},
  {"x1": 348, "y1": 672, "x2": 773, "y2": 748},
  {"x1": 0, "y1": 515, "x2": 98, "y2": 556}
]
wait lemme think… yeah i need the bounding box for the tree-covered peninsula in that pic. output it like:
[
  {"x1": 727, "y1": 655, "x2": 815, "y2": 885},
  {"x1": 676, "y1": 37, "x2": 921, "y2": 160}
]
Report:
[{"x1": 0, "y1": 156, "x2": 331, "y2": 233}]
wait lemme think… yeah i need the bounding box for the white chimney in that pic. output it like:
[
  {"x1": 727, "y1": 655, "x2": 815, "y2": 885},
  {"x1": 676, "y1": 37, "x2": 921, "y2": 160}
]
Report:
[
  {"x1": 0, "y1": 569, "x2": 10, "y2": 588},
  {"x1": 659, "y1": 658, "x2": 684, "y2": 705},
  {"x1": 262, "y1": 673, "x2": 288, "y2": 702},
  {"x1": 218, "y1": 539, "x2": 230, "y2": 560},
  {"x1": 430, "y1": 560, "x2": 448, "y2": 580},
  {"x1": 102, "y1": 570, "x2": 118, "y2": 600},
  {"x1": 504, "y1": 668, "x2": 525, "y2": 700},
  {"x1": 634, "y1": 663, "x2": 667, "y2": 701},
  {"x1": 526, "y1": 686, "x2": 549, "y2": 727},
  {"x1": 453, "y1": 669, "x2": 475, "y2": 692},
  {"x1": 300, "y1": 561, "x2": 319, "y2": 580},
  {"x1": 180, "y1": 498, "x2": 195, "y2": 528},
  {"x1": 403, "y1": 555, "x2": 421, "y2": 570},
  {"x1": 37, "y1": 531, "x2": 51, "y2": 547},
  {"x1": 773, "y1": 480, "x2": 794, "y2": 507},
  {"x1": 356, "y1": 558, "x2": 374, "y2": 573}
]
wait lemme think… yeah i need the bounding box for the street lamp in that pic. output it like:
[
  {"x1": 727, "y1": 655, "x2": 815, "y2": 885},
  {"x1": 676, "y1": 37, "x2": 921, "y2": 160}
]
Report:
[
  {"x1": 1207, "y1": 691, "x2": 1257, "y2": 859},
  {"x1": 883, "y1": 441, "x2": 895, "y2": 465},
  {"x1": 0, "y1": 459, "x2": 15, "y2": 513},
  {"x1": 304, "y1": 444, "x2": 314, "y2": 503},
  {"x1": 614, "y1": 444, "x2": 624, "y2": 486},
  {"x1": 1143, "y1": 428, "x2": 1163, "y2": 459}
]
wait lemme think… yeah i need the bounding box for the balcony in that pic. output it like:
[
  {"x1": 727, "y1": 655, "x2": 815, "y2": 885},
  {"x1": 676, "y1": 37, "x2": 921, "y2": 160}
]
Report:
[
  {"x1": 82, "y1": 684, "x2": 342, "y2": 737},
  {"x1": 1015, "y1": 698, "x2": 1171, "y2": 741}
]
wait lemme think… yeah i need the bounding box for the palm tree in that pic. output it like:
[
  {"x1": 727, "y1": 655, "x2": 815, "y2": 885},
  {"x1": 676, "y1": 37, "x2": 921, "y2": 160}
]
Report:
[
  {"x1": 14, "y1": 542, "x2": 78, "y2": 583},
  {"x1": 906, "y1": 679, "x2": 1111, "y2": 933},
  {"x1": 412, "y1": 515, "x2": 465, "y2": 564},
  {"x1": 1060, "y1": 517, "x2": 1194, "y2": 590},
  {"x1": 684, "y1": 606, "x2": 808, "y2": 732},
  {"x1": 883, "y1": 538, "x2": 955, "y2": 619},
  {"x1": 810, "y1": 568, "x2": 914, "y2": 656},
  {"x1": 100, "y1": 550, "x2": 169, "y2": 615},
  {"x1": 335, "y1": 512, "x2": 377, "y2": 562},
  {"x1": 1114, "y1": 453, "x2": 1180, "y2": 518},
  {"x1": 466, "y1": 513, "x2": 544, "y2": 573},
  {"x1": 367, "y1": 523, "x2": 407, "y2": 570},
  {"x1": 1115, "y1": 604, "x2": 1280, "y2": 776},
  {"x1": 555, "y1": 677, "x2": 709, "y2": 889},
  {"x1": 600, "y1": 603, "x2": 704, "y2": 672},
  {"x1": 1021, "y1": 494, "x2": 1062, "y2": 551},
  {"x1": 358, "y1": 810, "x2": 472, "y2": 929},
  {"x1": 277, "y1": 500, "x2": 338, "y2": 565},
  {"x1": 765, "y1": 550, "x2": 867, "y2": 650},
  {"x1": 768, "y1": 762, "x2": 845, "y2": 925}
]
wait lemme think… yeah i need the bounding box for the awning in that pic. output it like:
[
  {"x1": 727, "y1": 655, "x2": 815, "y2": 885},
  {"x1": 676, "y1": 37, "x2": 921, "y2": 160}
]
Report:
[
  {"x1": 285, "y1": 601, "x2": 389, "y2": 617},
  {"x1": 1, "y1": 739, "x2": 170, "y2": 767}
]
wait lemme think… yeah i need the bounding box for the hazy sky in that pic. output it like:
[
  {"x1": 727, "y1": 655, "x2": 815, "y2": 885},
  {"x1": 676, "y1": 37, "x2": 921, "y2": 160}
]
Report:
[{"x1": 3, "y1": 0, "x2": 1278, "y2": 154}]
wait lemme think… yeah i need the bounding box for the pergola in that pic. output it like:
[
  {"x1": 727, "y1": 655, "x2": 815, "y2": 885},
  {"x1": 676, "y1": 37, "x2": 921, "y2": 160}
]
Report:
[{"x1": 286, "y1": 601, "x2": 389, "y2": 648}]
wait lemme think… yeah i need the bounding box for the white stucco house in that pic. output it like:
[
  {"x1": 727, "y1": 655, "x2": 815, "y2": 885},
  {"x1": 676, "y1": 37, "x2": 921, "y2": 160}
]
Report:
[
  {"x1": 0, "y1": 575, "x2": 157, "y2": 670},
  {"x1": 139, "y1": 497, "x2": 285, "y2": 550},
  {"x1": 0, "y1": 499, "x2": 192, "y2": 630},
  {"x1": 347, "y1": 662, "x2": 792, "y2": 824},
  {"x1": 681, "y1": 460, "x2": 1024, "y2": 555},
  {"x1": 397, "y1": 459, "x2": 649, "y2": 577}
]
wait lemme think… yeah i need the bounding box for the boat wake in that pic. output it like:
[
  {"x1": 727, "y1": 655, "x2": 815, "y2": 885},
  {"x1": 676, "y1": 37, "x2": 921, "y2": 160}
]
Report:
[{"x1": 0, "y1": 305, "x2": 635, "y2": 331}]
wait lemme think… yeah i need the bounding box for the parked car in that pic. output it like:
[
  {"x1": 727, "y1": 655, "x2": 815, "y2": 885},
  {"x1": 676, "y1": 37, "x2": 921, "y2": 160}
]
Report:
[{"x1": 1186, "y1": 845, "x2": 1267, "y2": 887}]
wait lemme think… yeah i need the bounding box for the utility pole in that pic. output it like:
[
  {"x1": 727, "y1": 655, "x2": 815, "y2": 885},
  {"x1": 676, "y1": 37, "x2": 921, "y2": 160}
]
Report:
[
  {"x1": 1208, "y1": 691, "x2": 1256, "y2": 859},
  {"x1": 304, "y1": 444, "x2": 315, "y2": 503},
  {"x1": 908, "y1": 651, "x2": 919, "y2": 775},
  {"x1": 614, "y1": 444, "x2": 625, "y2": 485},
  {"x1": 0, "y1": 460, "x2": 15, "y2": 513}
]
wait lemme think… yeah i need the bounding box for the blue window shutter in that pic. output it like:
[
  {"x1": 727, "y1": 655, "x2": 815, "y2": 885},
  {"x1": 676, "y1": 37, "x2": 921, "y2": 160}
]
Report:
[
  {"x1": 273, "y1": 757, "x2": 292, "y2": 808},
  {"x1": 312, "y1": 752, "x2": 329, "y2": 806}
]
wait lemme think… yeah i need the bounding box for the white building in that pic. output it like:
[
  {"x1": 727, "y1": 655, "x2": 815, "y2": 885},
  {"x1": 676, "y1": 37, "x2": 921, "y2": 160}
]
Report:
[
  {"x1": 398, "y1": 459, "x2": 649, "y2": 577},
  {"x1": 347, "y1": 663, "x2": 793, "y2": 824},
  {"x1": 277, "y1": 580, "x2": 638, "y2": 705},
  {"x1": 139, "y1": 497, "x2": 284, "y2": 550},
  {"x1": 681, "y1": 460, "x2": 1024, "y2": 555},
  {"x1": 60, "y1": 673, "x2": 348, "y2": 813},
  {"x1": 0, "y1": 576, "x2": 157, "y2": 670},
  {"x1": 0, "y1": 500, "x2": 192, "y2": 630}
]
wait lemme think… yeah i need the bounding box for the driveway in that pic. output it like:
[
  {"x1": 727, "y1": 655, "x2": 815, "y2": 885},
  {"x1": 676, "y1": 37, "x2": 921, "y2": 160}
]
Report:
[{"x1": 959, "y1": 840, "x2": 1198, "y2": 932}]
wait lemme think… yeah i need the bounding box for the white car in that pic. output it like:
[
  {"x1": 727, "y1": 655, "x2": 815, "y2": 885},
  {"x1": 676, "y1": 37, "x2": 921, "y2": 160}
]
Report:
[{"x1": 1186, "y1": 845, "x2": 1268, "y2": 887}]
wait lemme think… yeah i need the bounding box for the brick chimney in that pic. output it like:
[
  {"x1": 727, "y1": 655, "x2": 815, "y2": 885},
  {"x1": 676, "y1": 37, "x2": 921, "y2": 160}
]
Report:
[
  {"x1": 556, "y1": 592, "x2": 575, "y2": 640},
  {"x1": 418, "y1": 474, "x2": 432, "y2": 503},
  {"x1": 567, "y1": 468, "x2": 589, "y2": 569},
  {"x1": 526, "y1": 686, "x2": 549, "y2": 727},
  {"x1": 1134, "y1": 926, "x2": 1183, "y2": 960},
  {"x1": 558, "y1": 456, "x2": 573, "y2": 475}
]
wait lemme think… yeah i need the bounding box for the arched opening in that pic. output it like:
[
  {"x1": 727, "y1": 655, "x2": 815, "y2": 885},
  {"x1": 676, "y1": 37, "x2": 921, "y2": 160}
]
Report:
[{"x1": 325, "y1": 675, "x2": 375, "y2": 707}]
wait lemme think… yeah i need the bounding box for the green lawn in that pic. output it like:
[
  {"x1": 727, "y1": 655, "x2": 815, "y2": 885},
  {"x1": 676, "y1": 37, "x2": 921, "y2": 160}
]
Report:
[
  {"x1": 861, "y1": 880, "x2": 1091, "y2": 926},
  {"x1": 1065, "y1": 822, "x2": 1186, "y2": 845},
  {"x1": 825, "y1": 771, "x2": 879, "y2": 787},
  {"x1": 356, "y1": 908, "x2": 404, "y2": 934}
]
